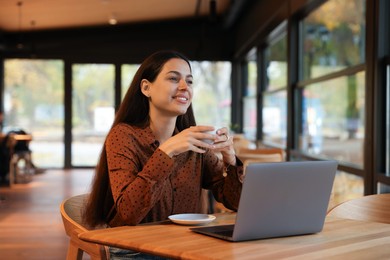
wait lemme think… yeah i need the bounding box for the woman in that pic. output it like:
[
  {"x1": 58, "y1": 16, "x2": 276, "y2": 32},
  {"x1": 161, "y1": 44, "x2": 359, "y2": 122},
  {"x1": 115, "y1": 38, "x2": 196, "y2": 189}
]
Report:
[{"x1": 84, "y1": 50, "x2": 243, "y2": 231}]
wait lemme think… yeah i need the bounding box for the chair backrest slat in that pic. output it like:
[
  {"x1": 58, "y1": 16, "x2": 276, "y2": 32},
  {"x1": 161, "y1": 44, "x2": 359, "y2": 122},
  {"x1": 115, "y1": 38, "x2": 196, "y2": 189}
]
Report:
[{"x1": 60, "y1": 194, "x2": 109, "y2": 260}]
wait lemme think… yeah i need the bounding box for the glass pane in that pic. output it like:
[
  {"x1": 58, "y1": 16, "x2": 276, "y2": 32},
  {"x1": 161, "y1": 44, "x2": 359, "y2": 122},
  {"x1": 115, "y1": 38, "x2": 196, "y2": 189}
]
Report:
[
  {"x1": 242, "y1": 58, "x2": 258, "y2": 140},
  {"x1": 301, "y1": 72, "x2": 365, "y2": 166},
  {"x1": 4, "y1": 59, "x2": 64, "y2": 168},
  {"x1": 72, "y1": 64, "x2": 115, "y2": 167},
  {"x1": 243, "y1": 96, "x2": 257, "y2": 140},
  {"x1": 329, "y1": 170, "x2": 364, "y2": 210},
  {"x1": 262, "y1": 91, "x2": 287, "y2": 146},
  {"x1": 266, "y1": 33, "x2": 287, "y2": 90},
  {"x1": 121, "y1": 64, "x2": 140, "y2": 100},
  {"x1": 191, "y1": 61, "x2": 231, "y2": 128},
  {"x1": 378, "y1": 182, "x2": 390, "y2": 193},
  {"x1": 301, "y1": 0, "x2": 366, "y2": 79},
  {"x1": 247, "y1": 60, "x2": 257, "y2": 96}
]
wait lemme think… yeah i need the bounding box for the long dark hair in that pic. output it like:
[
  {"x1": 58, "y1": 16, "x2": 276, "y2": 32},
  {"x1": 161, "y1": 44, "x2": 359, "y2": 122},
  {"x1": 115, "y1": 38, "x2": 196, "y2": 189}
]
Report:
[{"x1": 84, "y1": 50, "x2": 196, "y2": 227}]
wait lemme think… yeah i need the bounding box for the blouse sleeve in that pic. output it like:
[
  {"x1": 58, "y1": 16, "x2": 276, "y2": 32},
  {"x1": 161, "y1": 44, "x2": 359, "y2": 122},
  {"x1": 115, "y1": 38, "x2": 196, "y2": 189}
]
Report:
[
  {"x1": 202, "y1": 151, "x2": 244, "y2": 211},
  {"x1": 105, "y1": 125, "x2": 174, "y2": 225}
]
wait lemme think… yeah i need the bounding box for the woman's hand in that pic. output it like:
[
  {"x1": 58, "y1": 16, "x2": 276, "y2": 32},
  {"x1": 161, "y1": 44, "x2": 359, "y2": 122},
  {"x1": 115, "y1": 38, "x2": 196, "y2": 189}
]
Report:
[
  {"x1": 159, "y1": 126, "x2": 218, "y2": 158},
  {"x1": 211, "y1": 127, "x2": 237, "y2": 166}
]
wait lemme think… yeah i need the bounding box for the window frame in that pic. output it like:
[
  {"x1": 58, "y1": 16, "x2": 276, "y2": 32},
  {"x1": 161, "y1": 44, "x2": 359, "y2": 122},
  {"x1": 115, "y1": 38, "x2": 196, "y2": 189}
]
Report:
[{"x1": 294, "y1": 0, "x2": 367, "y2": 170}]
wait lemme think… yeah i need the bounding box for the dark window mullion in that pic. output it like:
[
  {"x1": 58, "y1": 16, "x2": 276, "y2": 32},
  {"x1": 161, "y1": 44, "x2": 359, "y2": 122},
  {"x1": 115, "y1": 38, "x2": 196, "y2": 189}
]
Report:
[{"x1": 296, "y1": 64, "x2": 366, "y2": 88}]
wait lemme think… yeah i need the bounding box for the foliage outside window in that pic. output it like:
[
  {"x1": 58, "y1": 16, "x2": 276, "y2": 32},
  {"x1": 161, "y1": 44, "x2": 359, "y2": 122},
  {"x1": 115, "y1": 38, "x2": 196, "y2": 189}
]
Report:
[
  {"x1": 301, "y1": 0, "x2": 366, "y2": 80},
  {"x1": 72, "y1": 64, "x2": 115, "y2": 166},
  {"x1": 266, "y1": 34, "x2": 288, "y2": 91},
  {"x1": 121, "y1": 64, "x2": 140, "y2": 100},
  {"x1": 263, "y1": 91, "x2": 287, "y2": 146},
  {"x1": 301, "y1": 72, "x2": 365, "y2": 166},
  {"x1": 243, "y1": 49, "x2": 257, "y2": 140},
  {"x1": 191, "y1": 61, "x2": 231, "y2": 128},
  {"x1": 300, "y1": 0, "x2": 366, "y2": 169},
  {"x1": 262, "y1": 29, "x2": 287, "y2": 147},
  {"x1": 4, "y1": 59, "x2": 64, "y2": 168}
]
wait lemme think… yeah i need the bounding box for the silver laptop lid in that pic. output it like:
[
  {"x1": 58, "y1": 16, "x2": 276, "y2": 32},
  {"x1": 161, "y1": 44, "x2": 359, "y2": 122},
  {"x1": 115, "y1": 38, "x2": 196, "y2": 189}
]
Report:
[{"x1": 232, "y1": 160, "x2": 337, "y2": 241}]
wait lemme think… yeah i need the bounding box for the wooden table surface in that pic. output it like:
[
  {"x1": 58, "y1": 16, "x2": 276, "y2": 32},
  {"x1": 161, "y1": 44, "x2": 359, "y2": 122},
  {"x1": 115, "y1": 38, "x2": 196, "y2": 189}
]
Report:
[
  {"x1": 327, "y1": 193, "x2": 390, "y2": 224},
  {"x1": 79, "y1": 213, "x2": 390, "y2": 259}
]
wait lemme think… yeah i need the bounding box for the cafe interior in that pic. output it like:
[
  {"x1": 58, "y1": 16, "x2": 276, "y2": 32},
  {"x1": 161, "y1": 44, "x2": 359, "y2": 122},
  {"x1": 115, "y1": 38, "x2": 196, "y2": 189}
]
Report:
[{"x1": 1, "y1": 0, "x2": 390, "y2": 259}]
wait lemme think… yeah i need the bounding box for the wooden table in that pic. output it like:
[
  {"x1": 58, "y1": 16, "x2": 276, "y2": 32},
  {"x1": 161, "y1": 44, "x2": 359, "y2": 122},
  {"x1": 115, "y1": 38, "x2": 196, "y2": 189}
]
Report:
[
  {"x1": 327, "y1": 193, "x2": 390, "y2": 224},
  {"x1": 79, "y1": 213, "x2": 390, "y2": 259}
]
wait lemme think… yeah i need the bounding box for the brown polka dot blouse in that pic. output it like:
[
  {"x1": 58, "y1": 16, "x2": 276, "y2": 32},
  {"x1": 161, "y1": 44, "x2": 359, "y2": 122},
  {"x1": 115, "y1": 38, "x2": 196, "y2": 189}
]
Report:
[{"x1": 105, "y1": 123, "x2": 243, "y2": 226}]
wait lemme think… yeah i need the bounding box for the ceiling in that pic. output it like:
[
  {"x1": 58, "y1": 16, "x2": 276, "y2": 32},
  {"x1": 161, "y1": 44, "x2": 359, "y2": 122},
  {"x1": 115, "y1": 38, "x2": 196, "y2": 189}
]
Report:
[{"x1": 0, "y1": 0, "x2": 231, "y2": 32}]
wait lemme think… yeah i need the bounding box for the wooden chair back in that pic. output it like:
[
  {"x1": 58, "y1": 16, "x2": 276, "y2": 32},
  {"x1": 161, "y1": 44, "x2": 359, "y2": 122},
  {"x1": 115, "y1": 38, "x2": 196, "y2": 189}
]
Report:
[
  {"x1": 60, "y1": 194, "x2": 109, "y2": 260},
  {"x1": 233, "y1": 137, "x2": 252, "y2": 154},
  {"x1": 237, "y1": 148, "x2": 285, "y2": 164},
  {"x1": 327, "y1": 193, "x2": 390, "y2": 224}
]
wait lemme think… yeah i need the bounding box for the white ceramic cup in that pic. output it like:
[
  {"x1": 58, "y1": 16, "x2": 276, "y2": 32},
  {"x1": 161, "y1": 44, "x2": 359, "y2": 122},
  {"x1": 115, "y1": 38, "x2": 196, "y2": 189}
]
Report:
[{"x1": 202, "y1": 126, "x2": 225, "y2": 144}]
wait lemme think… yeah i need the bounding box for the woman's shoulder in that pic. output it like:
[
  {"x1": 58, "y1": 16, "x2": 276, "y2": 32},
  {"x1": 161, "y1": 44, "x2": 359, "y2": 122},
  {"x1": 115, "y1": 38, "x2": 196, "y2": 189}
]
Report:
[
  {"x1": 109, "y1": 123, "x2": 154, "y2": 144},
  {"x1": 109, "y1": 123, "x2": 142, "y2": 137},
  {"x1": 112, "y1": 123, "x2": 137, "y2": 132}
]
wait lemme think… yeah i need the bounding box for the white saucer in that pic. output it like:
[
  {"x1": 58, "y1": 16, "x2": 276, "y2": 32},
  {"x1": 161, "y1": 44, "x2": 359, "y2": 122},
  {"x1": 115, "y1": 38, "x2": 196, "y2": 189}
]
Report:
[{"x1": 168, "y1": 213, "x2": 216, "y2": 225}]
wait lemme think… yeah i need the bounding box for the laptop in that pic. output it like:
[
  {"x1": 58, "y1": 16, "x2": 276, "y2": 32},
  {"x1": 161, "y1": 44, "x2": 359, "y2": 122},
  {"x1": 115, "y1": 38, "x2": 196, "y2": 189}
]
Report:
[{"x1": 190, "y1": 160, "x2": 337, "y2": 242}]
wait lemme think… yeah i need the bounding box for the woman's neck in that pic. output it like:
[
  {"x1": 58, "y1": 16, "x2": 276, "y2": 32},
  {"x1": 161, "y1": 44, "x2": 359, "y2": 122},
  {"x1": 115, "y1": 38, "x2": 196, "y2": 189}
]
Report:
[{"x1": 149, "y1": 116, "x2": 177, "y2": 144}]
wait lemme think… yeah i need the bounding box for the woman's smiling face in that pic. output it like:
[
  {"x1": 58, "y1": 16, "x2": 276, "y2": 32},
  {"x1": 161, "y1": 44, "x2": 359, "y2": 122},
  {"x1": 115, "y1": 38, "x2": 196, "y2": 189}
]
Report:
[{"x1": 142, "y1": 58, "x2": 193, "y2": 117}]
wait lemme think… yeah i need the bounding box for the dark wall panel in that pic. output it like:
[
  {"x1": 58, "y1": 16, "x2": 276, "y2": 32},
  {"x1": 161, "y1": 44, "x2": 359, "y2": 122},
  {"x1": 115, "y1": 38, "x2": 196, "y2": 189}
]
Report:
[
  {"x1": 231, "y1": 0, "x2": 316, "y2": 58},
  {"x1": 232, "y1": 0, "x2": 288, "y2": 58},
  {"x1": 1, "y1": 19, "x2": 234, "y2": 63}
]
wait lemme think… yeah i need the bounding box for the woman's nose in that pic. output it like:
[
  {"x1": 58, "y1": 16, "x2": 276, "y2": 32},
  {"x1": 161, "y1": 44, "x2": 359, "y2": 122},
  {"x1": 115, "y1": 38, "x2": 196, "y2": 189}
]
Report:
[{"x1": 178, "y1": 79, "x2": 188, "y2": 89}]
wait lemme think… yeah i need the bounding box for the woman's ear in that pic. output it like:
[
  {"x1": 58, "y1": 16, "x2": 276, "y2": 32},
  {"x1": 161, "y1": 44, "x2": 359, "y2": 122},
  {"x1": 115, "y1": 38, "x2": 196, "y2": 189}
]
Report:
[{"x1": 140, "y1": 79, "x2": 151, "y2": 97}]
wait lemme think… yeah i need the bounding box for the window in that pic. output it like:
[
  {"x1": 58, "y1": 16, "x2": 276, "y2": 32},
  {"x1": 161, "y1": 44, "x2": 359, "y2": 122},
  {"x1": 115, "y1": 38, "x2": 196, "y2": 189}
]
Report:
[
  {"x1": 4, "y1": 59, "x2": 64, "y2": 168},
  {"x1": 299, "y1": 0, "x2": 366, "y2": 168},
  {"x1": 243, "y1": 49, "x2": 257, "y2": 140},
  {"x1": 301, "y1": 72, "x2": 365, "y2": 166},
  {"x1": 301, "y1": 0, "x2": 365, "y2": 80},
  {"x1": 72, "y1": 64, "x2": 115, "y2": 167},
  {"x1": 262, "y1": 25, "x2": 288, "y2": 147},
  {"x1": 297, "y1": 0, "x2": 366, "y2": 202},
  {"x1": 191, "y1": 61, "x2": 231, "y2": 127},
  {"x1": 121, "y1": 64, "x2": 140, "y2": 100}
]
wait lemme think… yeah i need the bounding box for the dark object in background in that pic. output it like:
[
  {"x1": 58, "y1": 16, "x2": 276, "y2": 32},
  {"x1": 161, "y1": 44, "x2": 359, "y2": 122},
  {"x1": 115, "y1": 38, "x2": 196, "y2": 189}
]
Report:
[{"x1": 0, "y1": 129, "x2": 31, "y2": 183}]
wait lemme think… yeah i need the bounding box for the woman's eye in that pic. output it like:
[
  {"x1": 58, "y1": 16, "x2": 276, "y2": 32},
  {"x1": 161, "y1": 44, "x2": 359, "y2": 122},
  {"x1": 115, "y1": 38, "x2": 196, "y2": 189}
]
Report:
[
  {"x1": 169, "y1": 77, "x2": 179, "y2": 82},
  {"x1": 186, "y1": 80, "x2": 193, "y2": 86}
]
